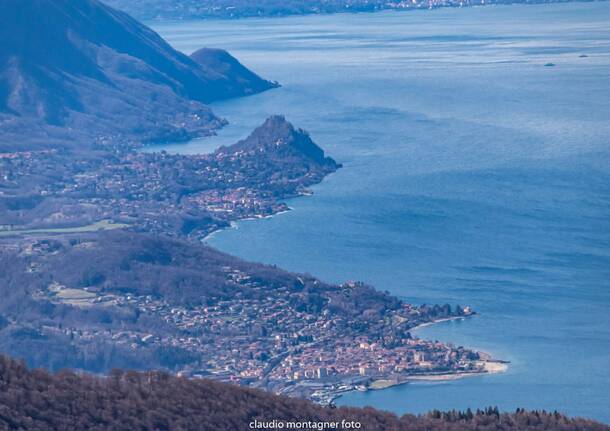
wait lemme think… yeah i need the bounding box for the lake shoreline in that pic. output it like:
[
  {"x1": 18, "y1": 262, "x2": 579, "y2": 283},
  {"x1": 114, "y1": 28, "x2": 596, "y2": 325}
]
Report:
[
  {"x1": 188, "y1": 116, "x2": 510, "y2": 410},
  {"x1": 324, "y1": 315, "x2": 509, "y2": 406}
]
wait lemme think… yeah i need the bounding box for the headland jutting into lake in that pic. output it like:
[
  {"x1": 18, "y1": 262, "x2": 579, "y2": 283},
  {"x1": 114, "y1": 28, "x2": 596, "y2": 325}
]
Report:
[
  {"x1": 0, "y1": 114, "x2": 507, "y2": 404},
  {"x1": 0, "y1": 0, "x2": 511, "y2": 405},
  {"x1": 143, "y1": 2, "x2": 610, "y2": 423},
  {"x1": 8, "y1": 0, "x2": 576, "y2": 416}
]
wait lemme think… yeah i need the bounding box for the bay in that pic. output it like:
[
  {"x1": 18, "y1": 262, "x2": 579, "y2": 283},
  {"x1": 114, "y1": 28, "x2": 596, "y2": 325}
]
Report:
[{"x1": 149, "y1": 3, "x2": 610, "y2": 423}]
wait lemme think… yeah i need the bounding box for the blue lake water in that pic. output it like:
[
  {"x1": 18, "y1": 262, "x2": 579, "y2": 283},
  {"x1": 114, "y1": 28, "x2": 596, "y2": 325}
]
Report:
[{"x1": 150, "y1": 3, "x2": 610, "y2": 423}]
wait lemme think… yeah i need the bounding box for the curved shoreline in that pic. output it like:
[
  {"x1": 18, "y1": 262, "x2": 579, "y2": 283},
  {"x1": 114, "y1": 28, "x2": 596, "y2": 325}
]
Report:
[
  {"x1": 330, "y1": 357, "x2": 509, "y2": 405},
  {"x1": 194, "y1": 169, "x2": 509, "y2": 407},
  {"x1": 199, "y1": 174, "x2": 336, "y2": 244},
  {"x1": 202, "y1": 209, "x2": 293, "y2": 242},
  {"x1": 329, "y1": 316, "x2": 509, "y2": 406}
]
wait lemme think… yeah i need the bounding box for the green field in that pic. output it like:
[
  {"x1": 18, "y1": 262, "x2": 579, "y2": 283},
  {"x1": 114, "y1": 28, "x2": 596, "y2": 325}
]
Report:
[{"x1": 0, "y1": 220, "x2": 129, "y2": 237}]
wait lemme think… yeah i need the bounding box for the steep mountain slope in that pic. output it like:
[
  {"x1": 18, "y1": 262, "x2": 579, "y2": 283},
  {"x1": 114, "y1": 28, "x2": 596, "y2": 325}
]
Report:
[
  {"x1": 191, "y1": 48, "x2": 280, "y2": 98},
  {"x1": 0, "y1": 0, "x2": 277, "y2": 151}
]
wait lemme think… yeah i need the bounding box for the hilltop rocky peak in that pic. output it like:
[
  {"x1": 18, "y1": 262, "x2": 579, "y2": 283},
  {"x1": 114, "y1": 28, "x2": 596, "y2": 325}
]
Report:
[{"x1": 220, "y1": 115, "x2": 340, "y2": 169}]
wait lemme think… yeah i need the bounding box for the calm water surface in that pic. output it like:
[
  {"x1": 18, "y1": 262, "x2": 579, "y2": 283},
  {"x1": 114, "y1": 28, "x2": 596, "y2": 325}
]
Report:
[{"x1": 150, "y1": 3, "x2": 610, "y2": 423}]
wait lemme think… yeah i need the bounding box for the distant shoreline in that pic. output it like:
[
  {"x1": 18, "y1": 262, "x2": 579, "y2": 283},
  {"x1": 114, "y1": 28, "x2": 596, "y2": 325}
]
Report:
[{"x1": 129, "y1": 0, "x2": 610, "y2": 23}]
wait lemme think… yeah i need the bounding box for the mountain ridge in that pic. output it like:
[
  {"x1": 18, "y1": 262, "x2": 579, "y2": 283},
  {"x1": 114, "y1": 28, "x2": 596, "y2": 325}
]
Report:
[
  {"x1": 0, "y1": 0, "x2": 277, "y2": 151},
  {"x1": 217, "y1": 115, "x2": 340, "y2": 168}
]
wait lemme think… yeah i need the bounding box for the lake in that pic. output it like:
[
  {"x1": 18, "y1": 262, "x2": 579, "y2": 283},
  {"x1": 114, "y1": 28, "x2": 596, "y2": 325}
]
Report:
[{"x1": 149, "y1": 2, "x2": 610, "y2": 424}]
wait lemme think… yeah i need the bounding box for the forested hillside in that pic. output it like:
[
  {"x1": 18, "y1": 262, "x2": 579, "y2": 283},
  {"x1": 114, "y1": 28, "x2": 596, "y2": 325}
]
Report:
[
  {"x1": 0, "y1": 0, "x2": 276, "y2": 151},
  {"x1": 0, "y1": 354, "x2": 608, "y2": 431}
]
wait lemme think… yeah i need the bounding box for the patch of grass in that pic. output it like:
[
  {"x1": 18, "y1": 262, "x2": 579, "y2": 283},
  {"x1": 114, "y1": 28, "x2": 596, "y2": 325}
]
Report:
[{"x1": 0, "y1": 220, "x2": 129, "y2": 237}]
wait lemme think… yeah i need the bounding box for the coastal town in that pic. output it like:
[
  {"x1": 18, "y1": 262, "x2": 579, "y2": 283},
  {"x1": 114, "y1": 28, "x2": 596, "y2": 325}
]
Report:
[
  {"x1": 0, "y1": 116, "x2": 338, "y2": 239},
  {"x1": 1, "y1": 116, "x2": 504, "y2": 404},
  {"x1": 31, "y1": 261, "x2": 490, "y2": 404},
  {"x1": 4, "y1": 0, "x2": 610, "y2": 427}
]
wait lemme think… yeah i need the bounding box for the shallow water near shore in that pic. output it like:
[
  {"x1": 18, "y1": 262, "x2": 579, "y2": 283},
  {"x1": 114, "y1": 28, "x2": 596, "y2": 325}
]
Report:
[{"x1": 150, "y1": 3, "x2": 610, "y2": 423}]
